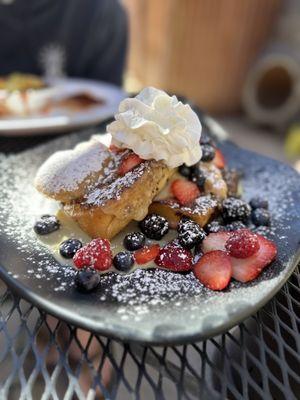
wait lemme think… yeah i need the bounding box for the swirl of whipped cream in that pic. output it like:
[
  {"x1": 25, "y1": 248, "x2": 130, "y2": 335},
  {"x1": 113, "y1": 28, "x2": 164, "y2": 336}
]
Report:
[{"x1": 107, "y1": 87, "x2": 202, "y2": 168}]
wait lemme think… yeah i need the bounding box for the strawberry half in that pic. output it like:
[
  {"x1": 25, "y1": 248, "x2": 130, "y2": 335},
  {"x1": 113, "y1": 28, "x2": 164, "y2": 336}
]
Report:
[
  {"x1": 118, "y1": 153, "x2": 143, "y2": 176},
  {"x1": 155, "y1": 241, "x2": 193, "y2": 272},
  {"x1": 213, "y1": 149, "x2": 226, "y2": 169},
  {"x1": 109, "y1": 144, "x2": 123, "y2": 153},
  {"x1": 225, "y1": 229, "x2": 260, "y2": 258},
  {"x1": 231, "y1": 234, "x2": 277, "y2": 282},
  {"x1": 193, "y1": 250, "x2": 232, "y2": 290},
  {"x1": 201, "y1": 231, "x2": 231, "y2": 253},
  {"x1": 171, "y1": 179, "x2": 200, "y2": 206},
  {"x1": 135, "y1": 244, "x2": 160, "y2": 265},
  {"x1": 73, "y1": 238, "x2": 112, "y2": 271}
]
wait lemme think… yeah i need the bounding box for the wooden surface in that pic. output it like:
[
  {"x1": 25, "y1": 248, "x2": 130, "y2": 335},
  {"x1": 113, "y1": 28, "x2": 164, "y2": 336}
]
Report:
[{"x1": 124, "y1": 0, "x2": 281, "y2": 113}]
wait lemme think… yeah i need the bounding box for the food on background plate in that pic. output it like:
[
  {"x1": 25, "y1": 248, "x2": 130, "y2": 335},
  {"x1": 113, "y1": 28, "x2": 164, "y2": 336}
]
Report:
[
  {"x1": 0, "y1": 72, "x2": 104, "y2": 117},
  {"x1": 34, "y1": 87, "x2": 277, "y2": 293}
]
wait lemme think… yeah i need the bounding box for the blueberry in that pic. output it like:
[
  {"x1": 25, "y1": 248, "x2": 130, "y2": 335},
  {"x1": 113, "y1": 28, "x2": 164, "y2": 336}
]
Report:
[
  {"x1": 200, "y1": 132, "x2": 215, "y2": 146},
  {"x1": 205, "y1": 220, "x2": 226, "y2": 233},
  {"x1": 123, "y1": 232, "x2": 145, "y2": 251},
  {"x1": 177, "y1": 218, "x2": 206, "y2": 249},
  {"x1": 75, "y1": 268, "x2": 100, "y2": 292},
  {"x1": 225, "y1": 221, "x2": 246, "y2": 232},
  {"x1": 139, "y1": 214, "x2": 169, "y2": 240},
  {"x1": 201, "y1": 144, "x2": 215, "y2": 162},
  {"x1": 250, "y1": 197, "x2": 269, "y2": 210},
  {"x1": 59, "y1": 238, "x2": 82, "y2": 258},
  {"x1": 33, "y1": 215, "x2": 60, "y2": 235},
  {"x1": 113, "y1": 251, "x2": 135, "y2": 272},
  {"x1": 178, "y1": 164, "x2": 192, "y2": 178},
  {"x1": 222, "y1": 197, "x2": 251, "y2": 222},
  {"x1": 251, "y1": 208, "x2": 271, "y2": 226},
  {"x1": 191, "y1": 168, "x2": 206, "y2": 189}
]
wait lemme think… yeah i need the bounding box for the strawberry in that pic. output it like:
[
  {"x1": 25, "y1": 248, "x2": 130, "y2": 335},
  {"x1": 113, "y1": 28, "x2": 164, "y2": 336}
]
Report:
[
  {"x1": 118, "y1": 153, "x2": 143, "y2": 176},
  {"x1": 201, "y1": 231, "x2": 231, "y2": 253},
  {"x1": 231, "y1": 234, "x2": 277, "y2": 282},
  {"x1": 73, "y1": 238, "x2": 112, "y2": 271},
  {"x1": 213, "y1": 149, "x2": 226, "y2": 169},
  {"x1": 134, "y1": 244, "x2": 160, "y2": 265},
  {"x1": 225, "y1": 229, "x2": 260, "y2": 258},
  {"x1": 109, "y1": 144, "x2": 123, "y2": 153},
  {"x1": 155, "y1": 241, "x2": 193, "y2": 272},
  {"x1": 171, "y1": 179, "x2": 200, "y2": 206},
  {"x1": 193, "y1": 250, "x2": 232, "y2": 290}
]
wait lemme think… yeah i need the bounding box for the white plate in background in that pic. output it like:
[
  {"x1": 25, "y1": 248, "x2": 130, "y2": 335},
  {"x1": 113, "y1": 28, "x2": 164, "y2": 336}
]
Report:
[{"x1": 0, "y1": 77, "x2": 126, "y2": 136}]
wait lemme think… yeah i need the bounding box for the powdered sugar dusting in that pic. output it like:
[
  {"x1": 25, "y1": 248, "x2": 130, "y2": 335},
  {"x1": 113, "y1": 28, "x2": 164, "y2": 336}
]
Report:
[
  {"x1": 0, "y1": 131, "x2": 299, "y2": 342},
  {"x1": 34, "y1": 135, "x2": 109, "y2": 194}
]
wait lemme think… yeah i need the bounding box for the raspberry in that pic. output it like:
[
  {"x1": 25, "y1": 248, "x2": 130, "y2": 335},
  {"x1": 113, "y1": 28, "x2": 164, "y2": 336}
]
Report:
[
  {"x1": 225, "y1": 229, "x2": 260, "y2": 259},
  {"x1": 155, "y1": 241, "x2": 193, "y2": 272},
  {"x1": 73, "y1": 238, "x2": 112, "y2": 270}
]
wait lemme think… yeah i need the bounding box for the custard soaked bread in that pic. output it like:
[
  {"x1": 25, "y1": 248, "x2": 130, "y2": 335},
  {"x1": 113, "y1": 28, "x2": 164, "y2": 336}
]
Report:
[{"x1": 35, "y1": 136, "x2": 174, "y2": 239}]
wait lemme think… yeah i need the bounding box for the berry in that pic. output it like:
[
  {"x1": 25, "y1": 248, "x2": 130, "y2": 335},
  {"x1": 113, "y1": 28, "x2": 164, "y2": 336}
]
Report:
[
  {"x1": 178, "y1": 164, "x2": 192, "y2": 178},
  {"x1": 201, "y1": 144, "x2": 216, "y2": 162},
  {"x1": 190, "y1": 168, "x2": 206, "y2": 189},
  {"x1": 177, "y1": 218, "x2": 206, "y2": 249},
  {"x1": 231, "y1": 234, "x2": 277, "y2": 282},
  {"x1": 139, "y1": 214, "x2": 169, "y2": 240},
  {"x1": 33, "y1": 215, "x2": 60, "y2": 235},
  {"x1": 75, "y1": 268, "x2": 100, "y2": 293},
  {"x1": 205, "y1": 220, "x2": 226, "y2": 233},
  {"x1": 73, "y1": 238, "x2": 112, "y2": 271},
  {"x1": 155, "y1": 241, "x2": 193, "y2": 272},
  {"x1": 193, "y1": 250, "x2": 232, "y2": 291},
  {"x1": 171, "y1": 179, "x2": 200, "y2": 206},
  {"x1": 200, "y1": 132, "x2": 215, "y2": 146},
  {"x1": 201, "y1": 231, "x2": 231, "y2": 253},
  {"x1": 250, "y1": 197, "x2": 269, "y2": 210},
  {"x1": 225, "y1": 221, "x2": 246, "y2": 232},
  {"x1": 59, "y1": 239, "x2": 82, "y2": 259},
  {"x1": 222, "y1": 197, "x2": 251, "y2": 222},
  {"x1": 251, "y1": 208, "x2": 271, "y2": 226},
  {"x1": 109, "y1": 144, "x2": 123, "y2": 153},
  {"x1": 113, "y1": 251, "x2": 134, "y2": 272},
  {"x1": 225, "y1": 229, "x2": 260, "y2": 258},
  {"x1": 213, "y1": 149, "x2": 226, "y2": 169},
  {"x1": 123, "y1": 232, "x2": 145, "y2": 251},
  {"x1": 118, "y1": 153, "x2": 143, "y2": 176},
  {"x1": 134, "y1": 244, "x2": 160, "y2": 264}
]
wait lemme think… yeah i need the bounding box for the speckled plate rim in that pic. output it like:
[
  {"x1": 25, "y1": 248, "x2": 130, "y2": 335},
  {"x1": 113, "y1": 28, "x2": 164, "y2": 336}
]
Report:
[
  {"x1": 0, "y1": 248, "x2": 299, "y2": 345},
  {"x1": 0, "y1": 119, "x2": 299, "y2": 345}
]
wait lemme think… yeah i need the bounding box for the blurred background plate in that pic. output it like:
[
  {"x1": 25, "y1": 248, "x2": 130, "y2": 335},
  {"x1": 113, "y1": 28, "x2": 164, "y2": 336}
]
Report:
[{"x1": 0, "y1": 78, "x2": 126, "y2": 136}]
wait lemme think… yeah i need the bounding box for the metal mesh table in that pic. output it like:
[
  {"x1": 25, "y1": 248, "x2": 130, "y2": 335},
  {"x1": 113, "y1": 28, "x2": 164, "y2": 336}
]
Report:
[{"x1": 0, "y1": 130, "x2": 299, "y2": 400}]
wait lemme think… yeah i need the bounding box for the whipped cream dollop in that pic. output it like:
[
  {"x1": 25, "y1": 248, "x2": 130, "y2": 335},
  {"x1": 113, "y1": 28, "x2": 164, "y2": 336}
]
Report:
[{"x1": 107, "y1": 87, "x2": 202, "y2": 168}]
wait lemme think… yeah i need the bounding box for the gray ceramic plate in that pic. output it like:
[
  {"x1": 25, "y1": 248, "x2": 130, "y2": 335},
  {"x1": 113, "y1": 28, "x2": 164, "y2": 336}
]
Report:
[{"x1": 0, "y1": 127, "x2": 299, "y2": 345}]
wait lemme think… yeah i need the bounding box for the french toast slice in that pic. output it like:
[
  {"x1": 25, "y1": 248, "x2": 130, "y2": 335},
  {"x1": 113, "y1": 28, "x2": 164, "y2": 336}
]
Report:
[{"x1": 63, "y1": 155, "x2": 174, "y2": 239}]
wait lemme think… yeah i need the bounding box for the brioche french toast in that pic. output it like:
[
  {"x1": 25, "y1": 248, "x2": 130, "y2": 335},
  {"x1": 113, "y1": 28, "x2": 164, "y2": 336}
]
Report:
[{"x1": 35, "y1": 136, "x2": 174, "y2": 239}]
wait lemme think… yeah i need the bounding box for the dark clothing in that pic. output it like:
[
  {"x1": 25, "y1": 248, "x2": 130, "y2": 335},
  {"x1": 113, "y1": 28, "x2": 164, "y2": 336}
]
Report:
[{"x1": 0, "y1": 0, "x2": 127, "y2": 86}]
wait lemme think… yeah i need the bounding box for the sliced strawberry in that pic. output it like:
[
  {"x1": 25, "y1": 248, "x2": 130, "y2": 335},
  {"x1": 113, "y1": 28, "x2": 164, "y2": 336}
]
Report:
[
  {"x1": 109, "y1": 144, "x2": 123, "y2": 153},
  {"x1": 73, "y1": 238, "x2": 112, "y2": 271},
  {"x1": 201, "y1": 231, "x2": 231, "y2": 253},
  {"x1": 155, "y1": 241, "x2": 193, "y2": 272},
  {"x1": 135, "y1": 244, "x2": 160, "y2": 265},
  {"x1": 118, "y1": 153, "x2": 143, "y2": 176},
  {"x1": 171, "y1": 179, "x2": 200, "y2": 206},
  {"x1": 213, "y1": 149, "x2": 226, "y2": 169},
  {"x1": 231, "y1": 234, "x2": 277, "y2": 282},
  {"x1": 193, "y1": 250, "x2": 232, "y2": 290},
  {"x1": 225, "y1": 229, "x2": 260, "y2": 258}
]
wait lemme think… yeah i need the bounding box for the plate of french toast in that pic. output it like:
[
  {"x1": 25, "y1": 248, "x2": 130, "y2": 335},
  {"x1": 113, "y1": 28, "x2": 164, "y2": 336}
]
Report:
[{"x1": 0, "y1": 87, "x2": 299, "y2": 344}]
